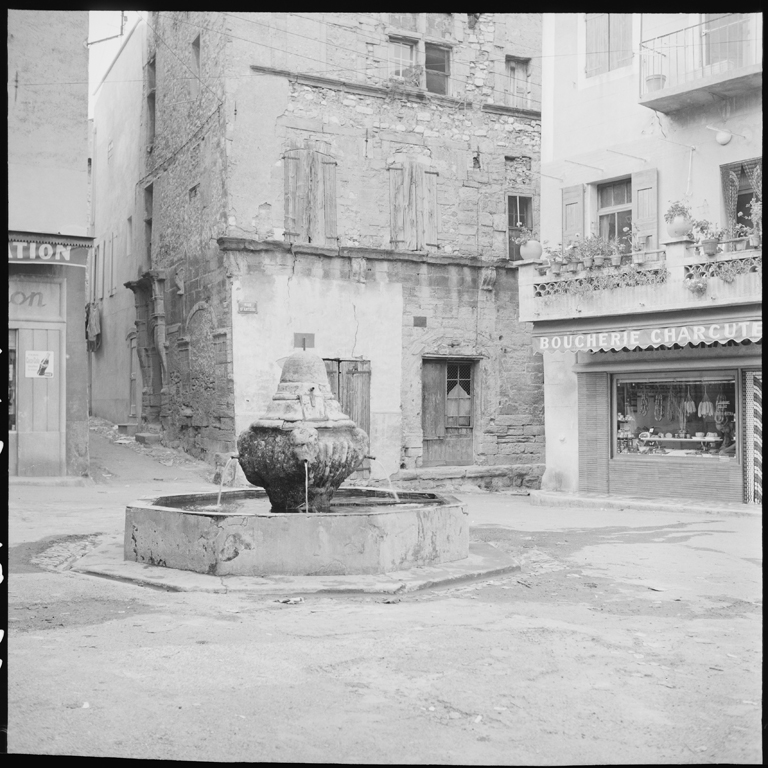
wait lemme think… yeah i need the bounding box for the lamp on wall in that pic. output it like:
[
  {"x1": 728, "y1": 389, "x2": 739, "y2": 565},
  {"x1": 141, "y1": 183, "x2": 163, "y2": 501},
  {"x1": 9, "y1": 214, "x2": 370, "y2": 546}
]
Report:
[{"x1": 705, "y1": 125, "x2": 746, "y2": 145}]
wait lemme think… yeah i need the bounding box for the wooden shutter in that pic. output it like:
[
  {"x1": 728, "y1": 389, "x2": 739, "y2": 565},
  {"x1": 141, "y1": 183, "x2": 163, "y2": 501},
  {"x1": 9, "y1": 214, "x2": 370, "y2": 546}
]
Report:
[
  {"x1": 577, "y1": 372, "x2": 609, "y2": 493},
  {"x1": 322, "y1": 157, "x2": 338, "y2": 244},
  {"x1": 423, "y1": 169, "x2": 439, "y2": 249},
  {"x1": 284, "y1": 151, "x2": 301, "y2": 242},
  {"x1": 340, "y1": 360, "x2": 371, "y2": 435},
  {"x1": 422, "y1": 359, "x2": 446, "y2": 438},
  {"x1": 585, "y1": 13, "x2": 609, "y2": 76},
  {"x1": 562, "y1": 185, "x2": 585, "y2": 245},
  {"x1": 324, "y1": 359, "x2": 339, "y2": 399},
  {"x1": 609, "y1": 14, "x2": 633, "y2": 71},
  {"x1": 389, "y1": 164, "x2": 405, "y2": 249},
  {"x1": 404, "y1": 161, "x2": 420, "y2": 250},
  {"x1": 631, "y1": 168, "x2": 658, "y2": 251}
]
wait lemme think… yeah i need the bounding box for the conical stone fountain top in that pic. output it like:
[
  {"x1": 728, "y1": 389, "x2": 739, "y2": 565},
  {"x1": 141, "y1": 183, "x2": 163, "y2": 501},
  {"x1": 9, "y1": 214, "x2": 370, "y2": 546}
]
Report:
[{"x1": 237, "y1": 351, "x2": 369, "y2": 512}]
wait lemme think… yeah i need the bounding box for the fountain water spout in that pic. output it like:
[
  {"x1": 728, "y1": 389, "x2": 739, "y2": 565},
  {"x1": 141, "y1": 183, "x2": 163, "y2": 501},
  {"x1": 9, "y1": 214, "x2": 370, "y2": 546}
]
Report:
[
  {"x1": 367, "y1": 456, "x2": 400, "y2": 504},
  {"x1": 216, "y1": 454, "x2": 239, "y2": 508}
]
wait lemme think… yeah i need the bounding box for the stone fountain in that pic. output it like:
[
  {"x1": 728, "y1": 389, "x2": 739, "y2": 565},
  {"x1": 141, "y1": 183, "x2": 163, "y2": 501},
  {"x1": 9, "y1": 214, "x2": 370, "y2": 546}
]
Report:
[{"x1": 124, "y1": 351, "x2": 469, "y2": 576}]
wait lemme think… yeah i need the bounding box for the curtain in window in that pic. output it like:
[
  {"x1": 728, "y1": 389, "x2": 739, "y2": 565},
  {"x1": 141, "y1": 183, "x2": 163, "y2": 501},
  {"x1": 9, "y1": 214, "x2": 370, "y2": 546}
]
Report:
[{"x1": 721, "y1": 166, "x2": 741, "y2": 236}]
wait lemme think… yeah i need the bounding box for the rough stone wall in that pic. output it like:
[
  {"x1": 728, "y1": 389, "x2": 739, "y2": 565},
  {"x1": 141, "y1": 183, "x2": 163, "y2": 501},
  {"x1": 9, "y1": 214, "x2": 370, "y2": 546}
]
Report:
[
  {"x1": 136, "y1": 12, "x2": 544, "y2": 470},
  {"x1": 142, "y1": 12, "x2": 235, "y2": 458}
]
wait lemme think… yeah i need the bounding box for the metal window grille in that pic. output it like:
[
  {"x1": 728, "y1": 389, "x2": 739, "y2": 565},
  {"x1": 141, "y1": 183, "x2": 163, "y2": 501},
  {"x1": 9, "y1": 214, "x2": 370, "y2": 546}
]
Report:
[{"x1": 446, "y1": 362, "x2": 472, "y2": 427}]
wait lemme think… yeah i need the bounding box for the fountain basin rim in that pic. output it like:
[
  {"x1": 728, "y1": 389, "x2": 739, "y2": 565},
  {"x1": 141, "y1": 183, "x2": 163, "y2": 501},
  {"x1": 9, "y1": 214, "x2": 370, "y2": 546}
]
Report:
[
  {"x1": 248, "y1": 418, "x2": 358, "y2": 429},
  {"x1": 129, "y1": 487, "x2": 465, "y2": 519}
]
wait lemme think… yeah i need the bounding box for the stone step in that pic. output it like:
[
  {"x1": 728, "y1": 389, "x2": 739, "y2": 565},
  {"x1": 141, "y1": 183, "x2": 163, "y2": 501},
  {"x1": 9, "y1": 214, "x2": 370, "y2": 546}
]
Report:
[
  {"x1": 135, "y1": 432, "x2": 163, "y2": 445},
  {"x1": 117, "y1": 423, "x2": 139, "y2": 437}
]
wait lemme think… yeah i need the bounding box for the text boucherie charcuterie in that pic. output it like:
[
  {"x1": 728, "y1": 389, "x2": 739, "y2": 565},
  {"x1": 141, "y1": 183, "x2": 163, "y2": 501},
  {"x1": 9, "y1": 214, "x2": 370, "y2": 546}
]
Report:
[{"x1": 534, "y1": 320, "x2": 762, "y2": 353}]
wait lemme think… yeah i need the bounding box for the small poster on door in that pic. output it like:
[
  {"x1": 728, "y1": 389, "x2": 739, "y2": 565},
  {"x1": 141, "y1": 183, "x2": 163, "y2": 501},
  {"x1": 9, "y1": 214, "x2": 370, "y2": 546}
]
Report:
[{"x1": 25, "y1": 350, "x2": 54, "y2": 378}]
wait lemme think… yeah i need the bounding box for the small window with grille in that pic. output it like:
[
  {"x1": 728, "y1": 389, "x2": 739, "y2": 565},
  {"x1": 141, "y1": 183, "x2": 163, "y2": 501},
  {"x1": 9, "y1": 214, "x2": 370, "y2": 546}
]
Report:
[{"x1": 446, "y1": 361, "x2": 472, "y2": 427}]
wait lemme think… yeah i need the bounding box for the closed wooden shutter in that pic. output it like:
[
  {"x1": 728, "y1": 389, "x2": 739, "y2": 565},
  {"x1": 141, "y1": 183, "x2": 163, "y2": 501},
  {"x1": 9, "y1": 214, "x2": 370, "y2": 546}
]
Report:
[
  {"x1": 324, "y1": 359, "x2": 339, "y2": 399},
  {"x1": 422, "y1": 359, "x2": 446, "y2": 438},
  {"x1": 578, "y1": 372, "x2": 609, "y2": 492},
  {"x1": 340, "y1": 360, "x2": 371, "y2": 436},
  {"x1": 284, "y1": 151, "x2": 301, "y2": 243},
  {"x1": 631, "y1": 168, "x2": 658, "y2": 251},
  {"x1": 322, "y1": 157, "x2": 338, "y2": 243},
  {"x1": 389, "y1": 164, "x2": 405, "y2": 249},
  {"x1": 424, "y1": 169, "x2": 439, "y2": 248},
  {"x1": 585, "y1": 13, "x2": 609, "y2": 77},
  {"x1": 609, "y1": 14, "x2": 633, "y2": 71},
  {"x1": 562, "y1": 184, "x2": 585, "y2": 245},
  {"x1": 404, "y1": 161, "x2": 420, "y2": 250}
]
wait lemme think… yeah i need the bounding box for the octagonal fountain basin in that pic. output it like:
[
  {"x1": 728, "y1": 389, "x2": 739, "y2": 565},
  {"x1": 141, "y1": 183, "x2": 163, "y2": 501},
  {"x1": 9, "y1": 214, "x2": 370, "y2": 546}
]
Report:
[{"x1": 125, "y1": 487, "x2": 468, "y2": 577}]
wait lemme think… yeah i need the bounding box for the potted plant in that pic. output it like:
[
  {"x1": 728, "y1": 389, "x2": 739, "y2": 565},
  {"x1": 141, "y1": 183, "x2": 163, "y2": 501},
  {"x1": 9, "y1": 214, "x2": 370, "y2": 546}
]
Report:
[
  {"x1": 664, "y1": 201, "x2": 693, "y2": 239},
  {"x1": 608, "y1": 238, "x2": 624, "y2": 267},
  {"x1": 513, "y1": 225, "x2": 543, "y2": 260},
  {"x1": 733, "y1": 222, "x2": 750, "y2": 251},
  {"x1": 739, "y1": 195, "x2": 762, "y2": 248},
  {"x1": 645, "y1": 73, "x2": 667, "y2": 92},
  {"x1": 543, "y1": 243, "x2": 563, "y2": 275},
  {"x1": 690, "y1": 219, "x2": 725, "y2": 257},
  {"x1": 622, "y1": 224, "x2": 648, "y2": 264}
]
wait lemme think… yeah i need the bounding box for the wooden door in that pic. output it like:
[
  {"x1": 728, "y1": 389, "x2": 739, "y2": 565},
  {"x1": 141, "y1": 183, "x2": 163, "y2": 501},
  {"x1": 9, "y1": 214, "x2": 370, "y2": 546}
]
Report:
[
  {"x1": 422, "y1": 359, "x2": 474, "y2": 467},
  {"x1": 324, "y1": 359, "x2": 371, "y2": 478},
  {"x1": 14, "y1": 326, "x2": 65, "y2": 475}
]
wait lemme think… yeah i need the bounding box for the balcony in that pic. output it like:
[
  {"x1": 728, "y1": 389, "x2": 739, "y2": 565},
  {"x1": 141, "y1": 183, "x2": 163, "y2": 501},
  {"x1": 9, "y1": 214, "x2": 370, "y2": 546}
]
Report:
[
  {"x1": 517, "y1": 240, "x2": 762, "y2": 324},
  {"x1": 639, "y1": 13, "x2": 762, "y2": 113}
]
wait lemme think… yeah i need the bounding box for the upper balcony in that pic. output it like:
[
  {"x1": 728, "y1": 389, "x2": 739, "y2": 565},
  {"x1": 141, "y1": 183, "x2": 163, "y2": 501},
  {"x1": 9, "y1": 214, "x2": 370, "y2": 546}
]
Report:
[
  {"x1": 517, "y1": 239, "x2": 762, "y2": 325},
  {"x1": 639, "y1": 13, "x2": 762, "y2": 113}
]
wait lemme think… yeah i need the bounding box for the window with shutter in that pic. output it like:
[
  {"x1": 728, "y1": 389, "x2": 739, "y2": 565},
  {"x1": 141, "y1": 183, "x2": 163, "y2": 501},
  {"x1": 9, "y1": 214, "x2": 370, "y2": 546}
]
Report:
[
  {"x1": 389, "y1": 160, "x2": 439, "y2": 251},
  {"x1": 507, "y1": 57, "x2": 531, "y2": 109},
  {"x1": 283, "y1": 148, "x2": 338, "y2": 246},
  {"x1": 586, "y1": 13, "x2": 632, "y2": 78}
]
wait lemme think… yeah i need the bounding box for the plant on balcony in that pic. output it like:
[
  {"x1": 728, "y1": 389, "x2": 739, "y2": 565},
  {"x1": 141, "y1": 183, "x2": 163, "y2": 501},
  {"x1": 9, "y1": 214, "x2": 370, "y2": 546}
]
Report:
[
  {"x1": 690, "y1": 220, "x2": 725, "y2": 257},
  {"x1": 738, "y1": 195, "x2": 762, "y2": 247},
  {"x1": 542, "y1": 242, "x2": 564, "y2": 275},
  {"x1": 513, "y1": 225, "x2": 543, "y2": 260},
  {"x1": 664, "y1": 201, "x2": 693, "y2": 238},
  {"x1": 608, "y1": 237, "x2": 624, "y2": 267},
  {"x1": 622, "y1": 223, "x2": 650, "y2": 264},
  {"x1": 685, "y1": 276, "x2": 708, "y2": 296},
  {"x1": 573, "y1": 234, "x2": 609, "y2": 269}
]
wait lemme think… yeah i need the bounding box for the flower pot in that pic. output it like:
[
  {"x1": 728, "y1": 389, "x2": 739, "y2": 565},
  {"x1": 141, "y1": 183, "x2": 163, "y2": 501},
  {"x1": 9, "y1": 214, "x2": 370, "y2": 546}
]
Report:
[
  {"x1": 519, "y1": 240, "x2": 543, "y2": 260},
  {"x1": 593, "y1": 255, "x2": 605, "y2": 267},
  {"x1": 610, "y1": 255, "x2": 622, "y2": 267},
  {"x1": 632, "y1": 251, "x2": 646, "y2": 265},
  {"x1": 749, "y1": 233, "x2": 761, "y2": 248},
  {"x1": 734, "y1": 239, "x2": 747, "y2": 251},
  {"x1": 645, "y1": 74, "x2": 666, "y2": 92},
  {"x1": 565, "y1": 261, "x2": 578, "y2": 273},
  {"x1": 549, "y1": 262, "x2": 561, "y2": 275},
  {"x1": 666, "y1": 215, "x2": 692, "y2": 239},
  {"x1": 581, "y1": 257, "x2": 594, "y2": 269},
  {"x1": 701, "y1": 238, "x2": 719, "y2": 256}
]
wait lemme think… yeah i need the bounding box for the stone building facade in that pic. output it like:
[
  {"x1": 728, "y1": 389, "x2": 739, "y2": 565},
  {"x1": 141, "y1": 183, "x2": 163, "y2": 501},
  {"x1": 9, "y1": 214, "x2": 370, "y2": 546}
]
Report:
[{"x1": 91, "y1": 12, "x2": 545, "y2": 484}]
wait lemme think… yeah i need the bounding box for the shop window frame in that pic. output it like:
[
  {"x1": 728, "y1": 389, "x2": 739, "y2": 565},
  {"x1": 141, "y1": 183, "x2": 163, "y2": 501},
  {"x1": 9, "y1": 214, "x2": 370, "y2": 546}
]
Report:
[{"x1": 611, "y1": 369, "x2": 741, "y2": 462}]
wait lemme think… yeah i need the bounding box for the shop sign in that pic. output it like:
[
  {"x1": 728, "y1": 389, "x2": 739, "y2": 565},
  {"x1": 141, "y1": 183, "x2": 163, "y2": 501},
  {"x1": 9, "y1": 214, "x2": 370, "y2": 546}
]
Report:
[
  {"x1": 534, "y1": 319, "x2": 762, "y2": 354},
  {"x1": 25, "y1": 350, "x2": 54, "y2": 378},
  {"x1": 8, "y1": 279, "x2": 63, "y2": 320},
  {"x1": 8, "y1": 241, "x2": 88, "y2": 268}
]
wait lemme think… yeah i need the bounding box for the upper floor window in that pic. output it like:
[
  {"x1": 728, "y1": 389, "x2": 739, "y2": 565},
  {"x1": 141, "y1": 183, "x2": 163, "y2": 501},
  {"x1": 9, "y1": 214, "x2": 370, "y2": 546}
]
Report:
[
  {"x1": 283, "y1": 147, "x2": 338, "y2": 246},
  {"x1": 721, "y1": 157, "x2": 761, "y2": 237},
  {"x1": 425, "y1": 44, "x2": 450, "y2": 95},
  {"x1": 388, "y1": 13, "x2": 453, "y2": 95},
  {"x1": 585, "y1": 13, "x2": 632, "y2": 77},
  {"x1": 507, "y1": 57, "x2": 531, "y2": 109},
  {"x1": 597, "y1": 179, "x2": 632, "y2": 249},
  {"x1": 508, "y1": 195, "x2": 533, "y2": 261}
]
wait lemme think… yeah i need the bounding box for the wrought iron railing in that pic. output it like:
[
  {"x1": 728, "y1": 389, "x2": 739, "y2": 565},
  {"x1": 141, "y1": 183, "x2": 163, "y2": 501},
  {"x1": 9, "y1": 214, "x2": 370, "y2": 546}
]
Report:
[{"x1": 640, "y1": 13, "x2": 762, "y2": 97}]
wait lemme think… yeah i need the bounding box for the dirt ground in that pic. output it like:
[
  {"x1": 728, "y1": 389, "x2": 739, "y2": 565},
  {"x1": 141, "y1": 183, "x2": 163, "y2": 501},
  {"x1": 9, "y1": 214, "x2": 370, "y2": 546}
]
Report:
[{"x1": 7, "y1": 430, "x2": 763, "y2": 764}]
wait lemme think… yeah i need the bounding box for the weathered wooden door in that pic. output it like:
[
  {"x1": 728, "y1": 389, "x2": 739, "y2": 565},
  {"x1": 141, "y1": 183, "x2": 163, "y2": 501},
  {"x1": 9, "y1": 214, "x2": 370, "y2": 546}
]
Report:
[
  {"x1": 12, "y1": 326, "x2": 66, "y2": 475},
  {"x1": 422, "y1": 359, "x2": 474, "y2": 467},
  {"x1": 325, "y1": 358, "x2": 371, "y2": 478}
]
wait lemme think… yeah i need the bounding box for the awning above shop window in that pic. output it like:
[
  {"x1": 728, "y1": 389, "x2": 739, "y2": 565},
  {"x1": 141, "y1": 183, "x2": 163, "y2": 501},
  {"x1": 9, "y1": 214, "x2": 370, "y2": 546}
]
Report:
[{"x1": 533, "y1": 318, "x2": 762, "y2": 354}]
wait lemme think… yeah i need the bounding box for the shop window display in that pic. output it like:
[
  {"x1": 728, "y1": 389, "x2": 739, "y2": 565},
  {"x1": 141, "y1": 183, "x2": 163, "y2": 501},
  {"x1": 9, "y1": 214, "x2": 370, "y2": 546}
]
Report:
[{"x1": 614, "y1": 374, "x2": 737, "y2": 459}]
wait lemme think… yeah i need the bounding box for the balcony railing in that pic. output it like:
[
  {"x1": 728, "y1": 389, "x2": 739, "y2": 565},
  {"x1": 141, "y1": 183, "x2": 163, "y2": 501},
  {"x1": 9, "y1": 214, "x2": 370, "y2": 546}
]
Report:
[{"x1": 639, "y1": 13, "x2": 762, "y2": 109}]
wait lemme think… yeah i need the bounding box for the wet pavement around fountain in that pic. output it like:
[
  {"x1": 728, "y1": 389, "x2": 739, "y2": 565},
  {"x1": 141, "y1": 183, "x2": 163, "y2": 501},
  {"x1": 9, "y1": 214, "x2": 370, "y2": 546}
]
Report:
[{"x1": 7, "y1": 429, "x2": 762, "y2": 763}]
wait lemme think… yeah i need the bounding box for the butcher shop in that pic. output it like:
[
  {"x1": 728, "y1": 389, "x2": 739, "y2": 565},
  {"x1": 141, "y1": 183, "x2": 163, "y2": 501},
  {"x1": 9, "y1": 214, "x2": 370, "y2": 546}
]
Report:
[{"x1": 534, "y1": 306, "x2": 762, "y2": 505}]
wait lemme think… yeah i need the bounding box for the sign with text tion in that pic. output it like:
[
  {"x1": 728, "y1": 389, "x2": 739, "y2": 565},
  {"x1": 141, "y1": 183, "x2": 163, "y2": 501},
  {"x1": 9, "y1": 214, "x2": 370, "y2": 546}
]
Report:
[
  {"x1": 8, "y1": 241, "x2": 89, "y2": 268},
  {"x1": 534, "y1": 319, "x2": 763, "y2": 353},
  {"x1": 25, "y1": 351, "x2": 54, "y2": 378}
]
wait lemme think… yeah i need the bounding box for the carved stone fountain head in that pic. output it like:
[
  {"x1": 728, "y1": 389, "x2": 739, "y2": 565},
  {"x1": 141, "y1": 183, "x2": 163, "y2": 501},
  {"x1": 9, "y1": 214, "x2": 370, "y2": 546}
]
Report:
[{"x1": 237, "y1": 351, "x2": 369, "y2": 512}]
